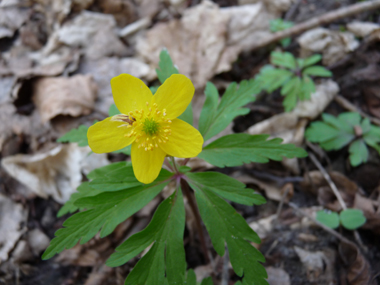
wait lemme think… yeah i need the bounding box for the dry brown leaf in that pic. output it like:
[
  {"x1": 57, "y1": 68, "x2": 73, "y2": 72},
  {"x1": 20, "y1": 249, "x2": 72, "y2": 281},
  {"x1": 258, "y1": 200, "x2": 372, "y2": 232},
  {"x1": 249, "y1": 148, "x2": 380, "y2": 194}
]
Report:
[
  {"x1": 249, "y1": 214, "x2": 276, "y2": 239},
  {"x1": 137, "y1": 0, "x2": 287, "y2": 89},
  {"x1": 266, "y1": 266, "x2": 290, "y2": 285},
  {"x1": 0, "y1": 194, "x2": 28, "y2": 262},
  {"x1": 294, "y1": 246, "x2": 336, "y2": 283},
  {"x1": 97, "y1": 0, "x2": 137, "y2": 27},
  {"x1": 32, "y1": 74, "x2": 97, "y2": 122},
  {"x1": 27, "y1": 228, "x2": 50, "y2": 256},
  {"x1": 347, "y1": 21, "x2": 380, "y2": 38},
  {"x1": 1, "y1": 144, "x2": 108, "y2": 204},
  {"x1": 298, "y1": 28, "x2": 359, "y2": 66},
  {"x1": 0, "y1": 6, "x2": 29, "y2": 39},
  {"x1": 338, "y1": 242, "x2": 375, "y2": 285}
]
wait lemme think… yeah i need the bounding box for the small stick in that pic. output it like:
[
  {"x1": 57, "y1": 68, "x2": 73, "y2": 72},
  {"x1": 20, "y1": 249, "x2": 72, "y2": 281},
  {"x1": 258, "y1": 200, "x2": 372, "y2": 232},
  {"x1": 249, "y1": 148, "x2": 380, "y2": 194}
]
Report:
[
  {"x1": 308, "y1": 152, "x2": 368, "y2": 252},
  {"x1": 221, "y1": 246, "x2": 229, "y2": 285},
  {"x1": 288, "y1": 202, "x2": 356, "y2": 247},
  {"x1": 309, "y1": 152, "x2": 347, "y2": 210},
  {"x1": 284, "y1": 0, "x2": 302, "y2": 21},
  {"x1": 275, "y1": 183, "x2": 292, "y2": 221},
  {"x1": 249, "y1": 0, "x2": 380, "y2": 51},
  {"x1": 334, "y1": 95, "x2": 380, "y2": 126},
  {"x1": 180, "y1": 179, "x2": 211, "y2": 264}
]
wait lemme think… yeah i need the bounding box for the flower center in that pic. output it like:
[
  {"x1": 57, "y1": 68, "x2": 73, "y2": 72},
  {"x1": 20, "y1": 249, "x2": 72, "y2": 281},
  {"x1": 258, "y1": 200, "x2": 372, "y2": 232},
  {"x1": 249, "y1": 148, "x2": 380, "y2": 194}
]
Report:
[
  {"x1": 112, "y1": 102, "x2": 172, "y2": 152},
  {"x1": 142, "y1": 117, "x2": 159, "y2": 136}
]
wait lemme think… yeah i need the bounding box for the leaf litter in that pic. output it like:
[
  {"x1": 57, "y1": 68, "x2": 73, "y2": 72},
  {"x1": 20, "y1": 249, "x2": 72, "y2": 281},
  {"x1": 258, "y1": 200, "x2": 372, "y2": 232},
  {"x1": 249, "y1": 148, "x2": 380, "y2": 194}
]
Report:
[{"x1": 1, "y1": 0, "x2": 380, "y2": 284}]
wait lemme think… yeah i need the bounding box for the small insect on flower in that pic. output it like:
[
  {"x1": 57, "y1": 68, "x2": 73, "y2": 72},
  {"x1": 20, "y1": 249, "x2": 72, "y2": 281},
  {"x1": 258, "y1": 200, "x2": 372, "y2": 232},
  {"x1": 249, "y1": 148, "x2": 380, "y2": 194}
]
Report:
[{"x1": 87, "y1": 74, "x2": 204, "y2": 184}]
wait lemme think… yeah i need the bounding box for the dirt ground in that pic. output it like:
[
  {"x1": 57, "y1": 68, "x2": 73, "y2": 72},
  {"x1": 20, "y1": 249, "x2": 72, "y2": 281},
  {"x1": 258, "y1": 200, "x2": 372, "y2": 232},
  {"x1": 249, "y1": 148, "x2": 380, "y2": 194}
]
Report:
[{"x1": 1, "y1": 0, "x2": 380, "y2": 284}]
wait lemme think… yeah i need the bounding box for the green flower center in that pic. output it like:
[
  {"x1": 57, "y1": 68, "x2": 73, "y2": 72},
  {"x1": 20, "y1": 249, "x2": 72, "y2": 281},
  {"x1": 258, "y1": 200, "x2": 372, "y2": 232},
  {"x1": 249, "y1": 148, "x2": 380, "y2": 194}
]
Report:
[{"x1": 142, "y1": 117, "x2": 159, "y2": 136}]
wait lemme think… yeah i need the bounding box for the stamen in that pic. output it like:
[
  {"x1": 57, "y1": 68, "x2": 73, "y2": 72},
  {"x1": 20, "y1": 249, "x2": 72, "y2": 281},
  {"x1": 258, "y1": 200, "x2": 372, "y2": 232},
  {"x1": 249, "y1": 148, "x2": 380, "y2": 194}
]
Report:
[{"x1": 146, "y1": 102, "x2": 149, "y2": 106}]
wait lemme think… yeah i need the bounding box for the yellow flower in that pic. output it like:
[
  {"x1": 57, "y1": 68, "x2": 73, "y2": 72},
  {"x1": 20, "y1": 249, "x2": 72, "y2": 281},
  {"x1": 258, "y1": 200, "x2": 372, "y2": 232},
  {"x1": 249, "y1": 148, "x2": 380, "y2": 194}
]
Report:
[{"x1": 87, "y1": 74, "x2": 204, "y2": 184}]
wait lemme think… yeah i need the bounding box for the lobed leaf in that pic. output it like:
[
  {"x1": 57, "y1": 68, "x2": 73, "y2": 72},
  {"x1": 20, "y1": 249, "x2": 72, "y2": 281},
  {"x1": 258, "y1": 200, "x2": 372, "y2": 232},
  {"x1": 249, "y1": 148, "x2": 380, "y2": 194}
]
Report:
[
  {"x1": 199, "y1": 80, "x2": 260, "y2": 141},
  {"x1": 192, "y1": 185, "x2": 268, "y2": 285},
  {"x1": 156, "y1": 48, "x2": 179, "y2": 84},
  {"x1": 303, "y1": 66, "x2": 332, "y2": 77},
  {"x1": 57, "y1": 125, "x2": 89, "y2": 147},
  {"x1": 186, "y1": 172, "x2": 266, "y2": 206},
  {"x1": 349, "y1": 139, "x2": 368, "y2": 167},
  {"x1": 271, "y1": 51, "x2": 296, "y2": 70},
  {"x1": 198, "y1": 134, "x2": 306, "y2": 168},
  {"x1": 107, "y1": 188, "x2": 186, "y2": 285},
  {"x1": 42, "y1": 170, "x2": 172, "y2": 260}
]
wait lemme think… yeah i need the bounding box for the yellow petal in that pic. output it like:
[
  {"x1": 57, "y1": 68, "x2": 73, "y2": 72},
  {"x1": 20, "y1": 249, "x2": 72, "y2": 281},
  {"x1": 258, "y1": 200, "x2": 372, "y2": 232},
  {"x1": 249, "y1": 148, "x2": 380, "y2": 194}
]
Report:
[
  {"x1": 131, "y1": 142, "x2": 166, "y2": 184},
  {"x1": 88, "y1": 117, "x2": 135, "y2": 153},
  {"x1": 159, "y1": 119, "x2": 203, "y2": 158},
  {"x1": 153, "y1": 74, "x2": 194, "y2": 119},
  {"x1": 111, "y1": 74, "x2": 152, "y2": 115}
]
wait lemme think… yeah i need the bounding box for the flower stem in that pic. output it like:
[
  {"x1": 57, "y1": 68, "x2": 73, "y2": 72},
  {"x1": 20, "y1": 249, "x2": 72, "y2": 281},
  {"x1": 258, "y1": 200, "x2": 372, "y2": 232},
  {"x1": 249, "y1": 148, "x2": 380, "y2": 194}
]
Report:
[
  {"x1": 170, "y1": 156, "x2": 180, "y2": 174},
  {"x1": 180, "y1": 178, "x2": 210, "y2": 264}
]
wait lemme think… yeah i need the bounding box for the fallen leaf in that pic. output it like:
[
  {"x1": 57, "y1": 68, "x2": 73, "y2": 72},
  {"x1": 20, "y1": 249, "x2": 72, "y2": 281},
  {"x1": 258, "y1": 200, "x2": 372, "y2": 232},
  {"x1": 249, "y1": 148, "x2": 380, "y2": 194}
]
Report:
[
  {"x1": 294, "y1": 246, "x2": 336, "y2": 283},
  {"x1": 1, "y1": 144, "x2": 108, "y2": 204},
  {"x1": 347, "y1": 21, "x2": 380, "y2": 38},
  {"x1": 298, "y1": 28, "x2": 359, "y2": 66},
  {"x1": 0, "y1": 194, "x2": 28, "y2": 262},
  {"x1": 338, "y1": 242, "x2": 375, "y2": 285},
  {"x1": 266, "y1": 266, "x2": 290, "y2": 285},
  {"x1": 32, "y1": 74, "x2": 97, "y2": 122},
  {"x1": 137, "y1": 0, "x2": 288, "y2": 88},
  {"x1": 0, "y1": 6, "x2": 29, "y2": 39},
  {"x1": 27, "y1": 228, "x2": 50, "y2": 256}
]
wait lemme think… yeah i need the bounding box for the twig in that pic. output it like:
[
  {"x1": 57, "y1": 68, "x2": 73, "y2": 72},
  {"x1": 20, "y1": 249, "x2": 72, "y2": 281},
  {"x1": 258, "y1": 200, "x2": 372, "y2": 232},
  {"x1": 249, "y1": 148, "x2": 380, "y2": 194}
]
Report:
[
  {"x1": 275, "y1": 183, "x2": 292, "y2": 221},
  {"x1": 309, "y1": 152, "x2": 347, "y2": 210},
  {"x1": 288, "y1": 202, "x2": 356, "y2": 246},
  {"x1": 221, "y1": 246, "x2": 229, "y2": 285},
  {"x1": 284, "y1": 0, "x2": 302, "y2": 21},
  {"x1": 180, "y1": 179, "x2": 211, "y2": 264},
  {"x1": 308, "y1": 152, "x2": 368, "y2": 252},
  {"x1": 334, "y1": 95, "x2": 380, "y2": 126},
  {"x1": 250, "y1": 0, "x2": 380, "y2": 51}
]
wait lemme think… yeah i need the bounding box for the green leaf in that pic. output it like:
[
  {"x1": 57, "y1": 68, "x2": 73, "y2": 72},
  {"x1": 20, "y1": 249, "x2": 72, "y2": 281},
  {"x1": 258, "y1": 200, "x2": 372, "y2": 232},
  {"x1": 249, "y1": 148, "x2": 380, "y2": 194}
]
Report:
[
  {"x1": 340, "y1": 209, "x2": 366, "y2": 230},
  {"x1": 57, "y1": 182, "x2": 99, "y2": 217},
  {"x1": 280, "y1": 37, "x2": 291, "y2": 48},
  {"x1": 305, "y1": 113, "x2": 357, "y2": 151},
  {"x1": 349, "y1": 139, "x2": 368, "y2": 167},
  {"x1": 301, "y1": 54, "x2": 322, "y2": 68},
  {"x1": 201, "y1": 277, "x2": 214, "y2": 285},
  {"x1": 185, "y1": 270, "x2": 197, "y2": 285},
  {"x1": 178, "y1": 102, "x2": 193, "y2": 125},
  {"x1": 57, "y1": 125, "x2": 89, "y2": 147},
  {"x1": 156, "y1": 48, "x2": 179, "y2": 84},
  {"x1": 363, "y1": 125, "x2": 380, "y2": 153},
  {"x1": 199, "y1": 80, "x2": 260, "y2": 141},
  {"x1": 186, "y1": 172, "x2": 266, "y2": 206},
  {"x1": 199, "y1": 82, "x2": 219, "y2": 136},
  {"x1": 89, "y1": 163, "x2": 142, "y2": 191},
  {"x1": 198, "y1": 134, "x2": 307, "y2": 167},
  {"x1": 316, "y1": 210, "x2": 340, "y2": 229},
  {"x1": 108, "y1": 188, "x2": 186, "y2": 285},
  {"x1": 282, "y1": 76, "x2": 301, "y2": 112},
  {"x1": 193, "y1": 185, "x2": 268, "y2": 285},
  {"x1": 259, "y1": 68, "x2": 294, "y2": 93},
  {"x1": 87, "y1": 161, "x2": 129, "y2": 179},
  {"x1": 300, "y1": 75, "x2": 315, "y2": 100},
  {"x1": 271, "y1": 51, "x2": 296, "y2": 70},
  {"x1": 42, "y1": 170, "x2": 172, "y2": 260},
  {"x1": 150, "y1": 86, "x2": 159, "y2": 95},
  {"x1": 303, "y1": 66, "x2": 332, "y2": 77},
  {"x1": 108, "y1": 104, "x2": 121, "y2": 116}
]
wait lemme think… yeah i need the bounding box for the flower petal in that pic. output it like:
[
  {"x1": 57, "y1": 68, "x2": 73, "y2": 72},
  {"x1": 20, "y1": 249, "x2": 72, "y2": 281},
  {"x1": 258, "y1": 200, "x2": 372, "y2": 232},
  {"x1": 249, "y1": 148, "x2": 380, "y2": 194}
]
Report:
[
  {"x1": 88, "y1": 117, "x2": 135, "y2": 153},
  {"x1": 159, "y1": 119, "x2": 203, "y2": 158},
  {"x1": 111, "y1": 74, "x2": 152, "y2": 115},
  {"x1": 153, "y1": 74, "x2": 194, "y2": 119},
  {"x1": 131, "y1": 142, "x2": 167, "y2": 184}
]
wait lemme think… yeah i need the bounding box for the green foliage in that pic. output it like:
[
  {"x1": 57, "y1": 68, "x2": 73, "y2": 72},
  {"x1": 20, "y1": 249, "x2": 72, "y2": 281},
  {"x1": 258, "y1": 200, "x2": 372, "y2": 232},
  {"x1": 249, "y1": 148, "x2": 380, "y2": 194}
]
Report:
[
  {"x1": 107, "y1": 188, "x2": 186, "y2": 285},
  {"x1": 306, "y1": 112, "x2": 380, "y2": 166},
  {"x1": 340, "y1": 209, "x2": 366, "y2": 230},
  {"x1": 198, "y1": 133, "x2": 307, "y2": 167},
  {"x1": 316, "y1": 210, "x2": 340, "y2": 229},
  {"x1": 186, "y1": 172, "x2": 266, "y2": 206},
  {"x1": 108, "y1": 103, "x2": 120, "y2": 116},
  {"x1": 57, "y1": 125, "x2": 89, "y2": 147},
  {"x1": 256, "y1": 52, "x2": 331, "y2": 112},
  {"x1": 269, "y1": 18, "x2": 294, "y2": 48},
  {"x1": 199, "y1": 80, "x2": 260, "y2": 141},
  {"x1": 191, "y1": 184, "x2": 268, "y2": 285},
  {"x1": 156, "y1": 48, "x2": 179, "y2": 84},
  {"x1": 42, "y1": 169, "x2": 172, "y2": 260},
  {"x1": 316, "y1": 209, "x2": 366, "y2": 230}
]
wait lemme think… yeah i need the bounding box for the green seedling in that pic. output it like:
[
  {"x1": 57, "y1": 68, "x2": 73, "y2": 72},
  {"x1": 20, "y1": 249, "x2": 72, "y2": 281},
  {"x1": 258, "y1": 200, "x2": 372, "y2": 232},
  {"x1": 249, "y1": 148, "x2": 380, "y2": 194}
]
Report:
[
  {"x1": 256, "y1": 51, "x2": 332, "y2": 112},
  {"x1": 270, "y1": 18, "x2": 294, "y2": 48},
  {"x1": 317, "y1": 209, "x2": 366, "y2": 230},
  {"x1": 306, "y1": 112, "x2": 380, "y2": 166}
]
